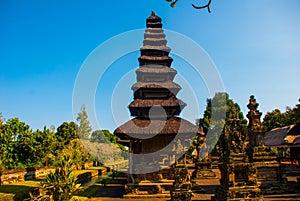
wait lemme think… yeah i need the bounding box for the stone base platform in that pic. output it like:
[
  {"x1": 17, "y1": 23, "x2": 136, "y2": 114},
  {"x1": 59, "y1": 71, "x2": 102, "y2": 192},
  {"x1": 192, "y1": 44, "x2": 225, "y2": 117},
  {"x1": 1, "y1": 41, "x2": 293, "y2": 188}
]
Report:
[
  {"x1": 124, "y1": 181, "x2": 173, "y2": 198},
  {"x1": 123, "y1": 194, "x2": 170, "y2": 199}
]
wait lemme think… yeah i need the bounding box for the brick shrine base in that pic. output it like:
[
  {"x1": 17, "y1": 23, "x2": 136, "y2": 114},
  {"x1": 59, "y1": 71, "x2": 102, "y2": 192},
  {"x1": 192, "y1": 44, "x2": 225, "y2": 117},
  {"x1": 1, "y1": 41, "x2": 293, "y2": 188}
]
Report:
[{"x1": 87, "y1": 170, "x2": 300, "y2": 201}]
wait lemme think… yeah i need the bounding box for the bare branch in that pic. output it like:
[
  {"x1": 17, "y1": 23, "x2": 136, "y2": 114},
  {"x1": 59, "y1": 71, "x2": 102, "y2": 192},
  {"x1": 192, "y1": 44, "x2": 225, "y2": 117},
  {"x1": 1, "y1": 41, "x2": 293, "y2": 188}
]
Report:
[{"x1": 192, "y1": 0, "x2": 212, "y2": 13}]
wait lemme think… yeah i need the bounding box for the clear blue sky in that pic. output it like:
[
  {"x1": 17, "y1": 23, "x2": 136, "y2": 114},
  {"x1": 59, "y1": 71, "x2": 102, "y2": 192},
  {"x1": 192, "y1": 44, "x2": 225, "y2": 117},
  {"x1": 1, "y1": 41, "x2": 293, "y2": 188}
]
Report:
[{"x1": 1, "y1": 0, "x2": 300, "y2": 132}]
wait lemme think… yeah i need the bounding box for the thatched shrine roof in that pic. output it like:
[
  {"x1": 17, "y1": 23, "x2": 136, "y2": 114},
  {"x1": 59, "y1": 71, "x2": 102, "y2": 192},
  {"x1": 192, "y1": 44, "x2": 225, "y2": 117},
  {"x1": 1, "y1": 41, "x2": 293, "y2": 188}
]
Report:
[
  {"x1": 264, "y1": 123, "x2": 300, "y2": 147},
  {"x1": 129, "y1": 96, "x2": 186, "y2": 108},
  {"x1": 114, "y1": 117, "x2": 202, "y2": 138}
]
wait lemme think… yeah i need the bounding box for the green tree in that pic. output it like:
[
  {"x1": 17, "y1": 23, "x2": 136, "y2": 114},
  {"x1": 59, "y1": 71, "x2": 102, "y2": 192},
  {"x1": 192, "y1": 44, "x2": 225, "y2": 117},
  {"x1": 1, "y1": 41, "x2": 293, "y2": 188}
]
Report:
[
  {"x1": 4, "y1": 118, "x2": 32, "y2": 168},
  {"x1": 58, "y1": 139, "x2": 91, "y2": 170},
  {"x1": 56, "y1": 122, "x2": 78, "y2": 146},
  {"x1": 0, "y1": 116, "x2": 13, "y2": 171},
  {"x1": 263, "y1": 109, "x2": 287, "y2": 131},
  {"x1": 195, "y1": 92, "x2": 246, "y2": 156},
  {"x1": 35, "y1": 127, "x2": 58, "y2": 167},
  {"x1": 90, "y1": 130, "x2": 109, "y2": 143},
  {"x1": 263, "y1": 99, "x2": 300, "y2": 131},
  {"x1": 76, "y1": 105, "x2": 92, "y2": 139}
]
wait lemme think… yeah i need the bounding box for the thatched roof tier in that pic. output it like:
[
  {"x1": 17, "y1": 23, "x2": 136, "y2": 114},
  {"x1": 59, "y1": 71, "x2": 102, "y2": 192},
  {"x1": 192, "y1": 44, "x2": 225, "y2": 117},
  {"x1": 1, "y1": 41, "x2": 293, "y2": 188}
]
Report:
[
  {"x1": 129, "y1": 96, "x2": 186, "y2": 108},
  {"x1": 136, "y1": 66, "x2": 176, "y2": 74},
  {"x1": 145, "y1": 28, "x2": 164, "y2": 34},
  {"x1": 143, "y1": 39, "x2": 167, "y2": 46},
  {"x1": 144, "y1": 33, "x2": 166, "y2": 39},
  {"x1": 140, "y1": 47, "x2": 170, "y2": 56},
  {"x1": 136, "y1": 67, "x2": 176, "y2": 82},
  {"x1": 138, "y1": 55, "x2": 173, "y2": 67},
  {"x1": 139, "y1": 55, "x2": 172, "y2": 61},
  {"x1": 146, "y1": 22, "x2": 162, "y2": 28},
  {"x1": 138, "y1": 63, "x2": 171, "y2": 68},
  {"x1": 131, "y1": 80, "x2": 181, "y2": 91},
  {"x1": 147, "y1": 11, "x2": 162, "y2": 21},
  {"x1": 146, "y1": 12, "x2": 162, "y2": 28},
  {"x1": 114, "y1": 117, "x2": 202, "y2": 138}
]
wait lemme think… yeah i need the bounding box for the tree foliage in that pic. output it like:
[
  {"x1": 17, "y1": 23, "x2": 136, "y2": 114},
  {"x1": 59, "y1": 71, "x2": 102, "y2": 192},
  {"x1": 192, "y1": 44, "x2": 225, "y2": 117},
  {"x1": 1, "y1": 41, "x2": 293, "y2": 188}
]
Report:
[
  {"x1": 263, "y1": 99, "x2": 300, "y2": 130},
  {"x1": 195, "y1": 92, "x2": 246, "y2": 156},
  {"x1": 76, "y1": 105, "x2": 92, "y2": 139},
  {"x1": 56, "y1": 122, "x2": 78, "y2": 146},
  {"x1": 0, "y1": 115, "x2": 90, "y2": 170},
  {"x1": 40, "y1": 156, "x2": 82, "y2": 201},
  {"x1": 57, "y1": 139, "x2": 91, "y2": 170},
  {"x1": 90, "y1": 130, "x2": 109, "y2": 143}
]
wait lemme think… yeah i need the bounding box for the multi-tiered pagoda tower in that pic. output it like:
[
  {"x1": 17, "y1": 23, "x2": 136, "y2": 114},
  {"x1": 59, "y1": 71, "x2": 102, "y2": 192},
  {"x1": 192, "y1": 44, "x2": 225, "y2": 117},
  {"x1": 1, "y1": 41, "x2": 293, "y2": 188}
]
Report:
[{"x1": 114, "y1": 12, "x2": 202, "y2": 197}]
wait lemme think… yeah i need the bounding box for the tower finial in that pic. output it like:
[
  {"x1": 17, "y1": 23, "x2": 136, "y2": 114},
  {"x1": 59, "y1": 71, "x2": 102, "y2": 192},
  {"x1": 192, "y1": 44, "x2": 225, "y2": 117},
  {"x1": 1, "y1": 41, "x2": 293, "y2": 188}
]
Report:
[{"x1": 151, "y1": 11, "x2": 155, "y2": 16}]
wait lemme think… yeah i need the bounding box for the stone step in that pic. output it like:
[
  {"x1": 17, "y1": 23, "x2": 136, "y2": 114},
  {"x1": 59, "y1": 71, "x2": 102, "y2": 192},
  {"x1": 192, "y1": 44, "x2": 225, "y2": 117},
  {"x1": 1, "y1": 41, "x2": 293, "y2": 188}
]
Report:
[{"x1": 123, "y1": 193, "x2": 170, "y2": 199}]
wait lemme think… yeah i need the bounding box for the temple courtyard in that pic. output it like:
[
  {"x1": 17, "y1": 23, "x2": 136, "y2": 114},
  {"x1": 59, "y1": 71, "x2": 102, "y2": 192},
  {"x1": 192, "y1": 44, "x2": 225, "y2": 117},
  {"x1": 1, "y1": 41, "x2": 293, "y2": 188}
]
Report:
[{"x1": 85, "y1": 165, "x2": 300, "y2": 201}]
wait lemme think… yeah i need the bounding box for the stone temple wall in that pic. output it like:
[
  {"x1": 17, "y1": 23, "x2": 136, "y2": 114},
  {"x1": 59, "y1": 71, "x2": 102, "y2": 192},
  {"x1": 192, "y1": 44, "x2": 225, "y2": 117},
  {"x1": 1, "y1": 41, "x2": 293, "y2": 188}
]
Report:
[
  {"x1": 0, "y1": 166, "x2": 56, "y2": 185},
  {"x1": 0, "y1": 161, "x2": 96, "y2": 185}
]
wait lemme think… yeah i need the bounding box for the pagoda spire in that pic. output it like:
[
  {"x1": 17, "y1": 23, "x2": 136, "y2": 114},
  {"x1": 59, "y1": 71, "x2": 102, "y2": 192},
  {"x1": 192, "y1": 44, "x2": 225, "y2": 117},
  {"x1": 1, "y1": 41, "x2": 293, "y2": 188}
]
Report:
[
  {"x1": 128, "y1": 12, "x2": 186, "y2": 119},
  {"x1": 246, "y1": 95, "x2": 264, "y2": 130},
  {"x1": 246, "y1": 95, "x2": 267, "y2": 148}
]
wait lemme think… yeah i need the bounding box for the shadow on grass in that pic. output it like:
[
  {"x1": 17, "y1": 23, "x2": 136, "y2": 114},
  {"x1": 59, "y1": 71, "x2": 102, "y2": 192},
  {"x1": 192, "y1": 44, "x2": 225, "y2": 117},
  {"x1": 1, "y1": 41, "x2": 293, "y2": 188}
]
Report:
[
  {"x1": 0, "y1": 185, "x2": 38, "y2": 201},
  {"x1": 75, "y1": 185, "x2": 101, "y2": 198}
]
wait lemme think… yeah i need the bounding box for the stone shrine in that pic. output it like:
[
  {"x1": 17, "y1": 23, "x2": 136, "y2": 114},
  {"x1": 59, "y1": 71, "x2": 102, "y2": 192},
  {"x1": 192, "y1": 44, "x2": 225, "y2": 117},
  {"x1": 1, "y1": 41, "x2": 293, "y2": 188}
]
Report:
[
  {"x1": 246, "y1": 95, "x2": 288, "y2": 194},
  {"x1": 114, "y1": 11, "x2": 202, "y2": 198},
  {"x1": 170, "y1": 155, "x2": 193, "y2": 201},
  {"x1": 192, "y1": 132, "x2": 217, "y2": 179},
  {"x1": 213, "y1": 107, "x2": 263, "y2": 201}
]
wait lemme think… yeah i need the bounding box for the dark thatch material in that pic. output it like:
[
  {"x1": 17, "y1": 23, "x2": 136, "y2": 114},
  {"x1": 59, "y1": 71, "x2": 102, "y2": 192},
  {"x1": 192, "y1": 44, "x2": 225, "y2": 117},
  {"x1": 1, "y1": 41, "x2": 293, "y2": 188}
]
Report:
[
  {"x1": 129, "y1": 96, "x2": 186, "y2": 108},
  {"x1": 140, "y1": 45, "x2": 170, "y2": 52},
  {"x1": 147, "y1": 11, "x2": 162, "y2": 21},
  {"x1": 136, "y1": 66, "x2": 176, "y2": 74},
  {"x1": 144, "y1": 33, "x2": 166, "y2": 39},
  {"x1": 145, "y1": 28, "x2": 164, "y2": 33},
  {"x1": 131, "y1": 80, "x2": 181, "y2": 90},
  {"x1": 143, "y1": 39, "x2": 167, "y2": 46},
  {"x1": 114, "y1": 117, "x2": 202, "y2": 139},
  {"x1": 143, "y1": 38, "x2": 167, "y2": 42},
  {"x1": 139, "y1": 55, "x2": 172, "y2": 61},
  {"x1": 146, "y1": 12, "x2": 162, "y2": 29}
]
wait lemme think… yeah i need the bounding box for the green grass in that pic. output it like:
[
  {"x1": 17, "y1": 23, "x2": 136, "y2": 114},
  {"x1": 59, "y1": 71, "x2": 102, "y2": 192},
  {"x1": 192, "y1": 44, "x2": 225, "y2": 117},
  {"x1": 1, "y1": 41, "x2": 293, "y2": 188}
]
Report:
[
  {"x1": 0, "y1": 167, "x2": 107, "y2": 201},
  {"x1": 0, "y1": 180, "x2": 40, "y2": 201}
]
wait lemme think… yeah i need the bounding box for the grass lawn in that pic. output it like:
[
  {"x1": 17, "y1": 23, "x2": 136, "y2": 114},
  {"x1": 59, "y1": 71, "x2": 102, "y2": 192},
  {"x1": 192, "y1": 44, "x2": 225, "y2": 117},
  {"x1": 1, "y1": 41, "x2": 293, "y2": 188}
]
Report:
[
  {"x1": 0, "y1": 180, "x2": 40, "y2": 201},
  {"x1": 0, "y1": 167, "x2": 108, "y2": 201}
]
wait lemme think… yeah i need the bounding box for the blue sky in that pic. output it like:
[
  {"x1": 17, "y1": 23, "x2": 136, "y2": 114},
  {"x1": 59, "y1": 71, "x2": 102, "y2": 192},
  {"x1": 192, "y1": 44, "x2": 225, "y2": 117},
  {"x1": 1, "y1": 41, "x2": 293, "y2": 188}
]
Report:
[{"x1": 1, "y1": 0, "x2": 300, "y2": 132}]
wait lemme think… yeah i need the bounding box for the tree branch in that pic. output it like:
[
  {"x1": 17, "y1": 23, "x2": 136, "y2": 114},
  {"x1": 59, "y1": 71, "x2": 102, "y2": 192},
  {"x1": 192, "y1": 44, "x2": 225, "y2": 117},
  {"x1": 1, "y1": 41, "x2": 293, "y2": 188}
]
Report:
[{"x1": 192, "y1": 0, "x2": 212, "y2": 13}]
